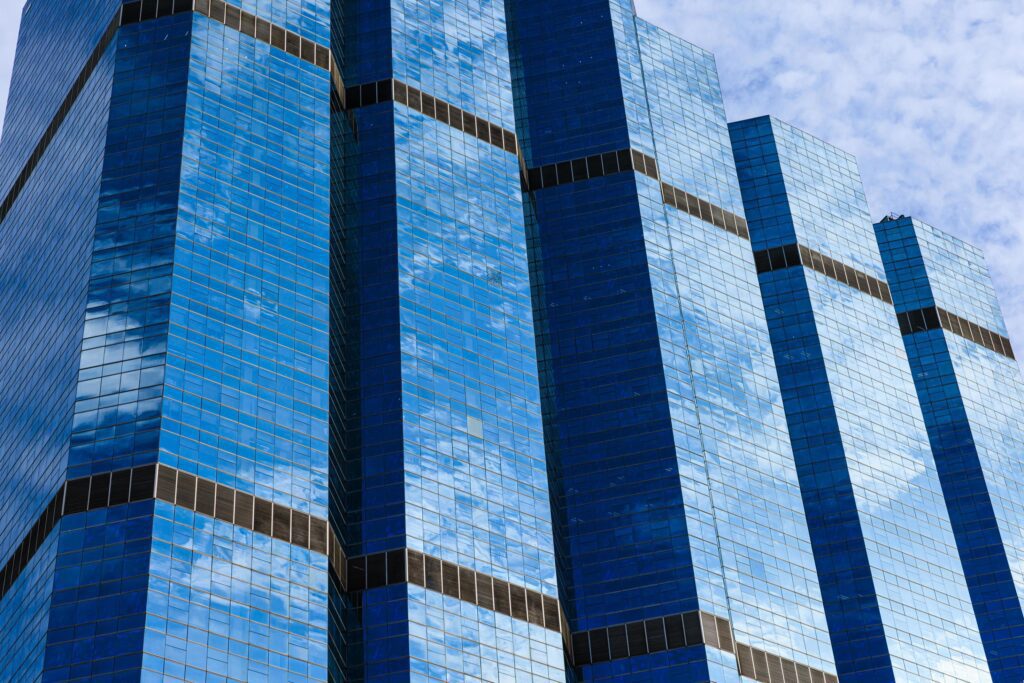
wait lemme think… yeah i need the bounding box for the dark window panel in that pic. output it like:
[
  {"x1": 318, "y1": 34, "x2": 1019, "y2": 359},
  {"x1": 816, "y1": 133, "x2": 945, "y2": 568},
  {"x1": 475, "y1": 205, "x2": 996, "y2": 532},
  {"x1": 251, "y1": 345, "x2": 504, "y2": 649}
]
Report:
[
  {"x1": 556, "y1": 161, "x2": 572, "y2": 185},
  {"x1": 110, "y1": 469, "x2": 132, "y2": 506},
  {"x1": 753, "y1": 648, "x2": 771, "y2": 682},
  {"x1": 270, "y1": 25, "x2": 285, "y2": 50},
  {"x1": 272, "y1": 504, "x2": 290, "y2": 542},
  {"x1": 682, "y1": 611, "x2": 702, "y2": 646},
  {"x1": 754, "y1": 250, "x2": 772, "y2": 273},
  {"x1": 458, "y1": 567, "x2": 475, "y2": 604},
  {"x1": 387, "y1": 549, "x2": 405, "y2": 583},
  {"x1": 291, "y1": 511, "x2": 310, "y2": 548},
  {"x1": 664, "y1": 614, "x2": 686, "y2": 649},
  {"x1": 361, "y1": 83, "x2": 376, "y2": 107},
  {"x1": 122, "y1": 1, "x2": 143, "y2": 23},
  {"x1": 767, "y1": 654, "x2": 785, "y2": 683},
  {"x1": 224, "y1": 3, "x2": 241, "y2": 29},
  {"x1": 540, "y1": 165, "x2": 557, "y2": 188},
  {"x1": 89, "y1": 473, "x2": 110, "y2": 510},
  {"x1": 509, "y1": 584, "x2": 527, "y2": 620},
  {"x1": 737, "y1": 644, "x2": 755, "y2": 678},
  {"x1": 475, "y1": 573, "x2": 493, "y2": 610},
  {"x1": 215, "y1": 484, "x2": 234, "y2": 523},
  {"x1": 571, "y1": 158, "x2": 588, "y2": 181},
  {"x1": 617, "y1": 149, "x2": 632, "y2": 171},
  {"x1": 644, "y1": 618, "x2": 666, "y2": 652},
  {"x1": 724, "y1": 211, "x2": 738, "y2": 235},
  {"x1": 367, "y1": 552, "x2": 386, "y2": 588},
  {"x1": 492, "y1": 578, "x2": 510, "y2": 616},
  {"x1": 527, "y1": 168, "x2": 541, "y2": 191},
  {"x1": 589, "y1": 629, "x2": 610, "y2": 663},
  {"x1": 253, "y1": 497, "x2": 272, "y2": 536},
  {"x1": 407, "y1": 87, "x2": 422, "y2": 112},
  {"x1": 710, "y1": 205, "x2": 726, "y2": 229},
  {"x1": 700, "y1": 612, "x2": 720, "y2": 649},
  {"x1": 235, "y1": 492, "x2": 255, "y2": 530},
  {"x1": 526, "y1": 589, "x2": 543, "y2": 626},
  {"x1": 130, "y1": 465, "x2": 155, "y2": 502},
  {"x1": 716, "y1": 616, "x2": 733, "y2": 653},
  {"x1": 407, "y1": 549, "x2": 424, "y2": 586},
  {"x1": 782, "y1": 658, "x2": 799, "y2": 683},
  {"x1": 898, "y1": 312, "x2": 912, "y2": 335},
  {"x1": 463, "y1": 113, "x2": 478, "y2": 137},
  {"x1": 348, "y1": 556, "x2": 366, "y2": 592},
  {"x1": 255, "y1": 17, "x2": 271, "y2": 43},
  {"x1": 783, "y1": 243, "x2": 801, "y2": 267},
  {"x1": 660, "y1": 183, "x2": 674, "y2": 206},
  {"x1": 602, "y1": 151, "x2": 619, "y2": 174},
  {"x1": 607, "y1": 624, "x2": 628, "y2": 659},
  {"x1": 155, "y1": 466, "x2": 176, "y2": 503},
  {"x1": 543, "y1": 595, "x2": 559, "y2": 631},
  {"x1": 626, "y1": 621, "x2": 647, "y2": 657},
  {"x1": 423, "y1": 94, "x2": 440, "y2": 119},
  {"x1": 175, "y1": 472, "x2": 196, "y2": 510},
  {"x1": 240, "y1": 11, "x2": 255, "y2": 37},
  {"x1": 196, "y1": 478, "x2": 216, "y2": 516},
  {"x1": 630, "y1": 149, "x2": 644, "y2": 174},
  {"x1": 424, "y1": 555, "x2": 442, "y2": 592},
  {"x1": 571, "y1": 633, "x2": 590, "y2": 665},
  {"x1": 440, "y1": 561, "x2": 459, "y2": 597}
]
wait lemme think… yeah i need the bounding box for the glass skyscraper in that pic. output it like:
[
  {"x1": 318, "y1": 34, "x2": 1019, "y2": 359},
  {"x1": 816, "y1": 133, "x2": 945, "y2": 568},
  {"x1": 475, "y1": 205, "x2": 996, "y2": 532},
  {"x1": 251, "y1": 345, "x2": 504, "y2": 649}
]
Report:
[
  {"x1": 730, "y1": 116, "x2": 991, "y2": 681},
  {"x1": 875, "y1": 215, "x2": 1024, "y2": 682},
  {"x1": 0, "y1": 1, "x2": 1019, "y2": 682}
]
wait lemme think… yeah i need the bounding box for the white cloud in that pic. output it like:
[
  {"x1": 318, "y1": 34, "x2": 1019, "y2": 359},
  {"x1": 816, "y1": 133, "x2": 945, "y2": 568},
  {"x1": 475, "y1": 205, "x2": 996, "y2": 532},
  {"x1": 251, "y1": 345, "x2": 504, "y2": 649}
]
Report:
[
  {"x1": 635, "y1": 0, "x2": 1024, "y2": 353},
  {"x1": 0, "y1": 0, "x2": 22, "y2": 137}
]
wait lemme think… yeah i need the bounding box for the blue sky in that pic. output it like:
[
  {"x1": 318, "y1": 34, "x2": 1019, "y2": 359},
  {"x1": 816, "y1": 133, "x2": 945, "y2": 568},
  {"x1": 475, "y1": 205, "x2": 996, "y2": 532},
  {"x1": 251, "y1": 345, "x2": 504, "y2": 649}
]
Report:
[{"x1": 0, "y1": 0, "x2": 1021, "y2": 348}]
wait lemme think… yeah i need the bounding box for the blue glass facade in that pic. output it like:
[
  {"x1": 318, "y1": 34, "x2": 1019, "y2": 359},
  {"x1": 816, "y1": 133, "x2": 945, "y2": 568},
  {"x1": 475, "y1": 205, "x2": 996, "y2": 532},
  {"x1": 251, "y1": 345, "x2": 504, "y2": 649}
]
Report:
[
  {"x1": 510, "y1": 6, "x2": 833, "y2": 680},
  {"x1": 731, "y1": 116, "x2": 991, "y2": 681},
  {"x1": 0, "y1": 0, "x2": 121, "y2": 678},
  {"x1": 876, "y1": 215, "x2": 1024, "y2": 681},
  {"x1": 0, "y1": 1, "x2": 1021, "y2": 682},
  {"x1": 1, "y1": 0, "x2": 332, "y2": 680},
  {"x1": 335, "y1": 0, "x2": 563, "y2": 679}
]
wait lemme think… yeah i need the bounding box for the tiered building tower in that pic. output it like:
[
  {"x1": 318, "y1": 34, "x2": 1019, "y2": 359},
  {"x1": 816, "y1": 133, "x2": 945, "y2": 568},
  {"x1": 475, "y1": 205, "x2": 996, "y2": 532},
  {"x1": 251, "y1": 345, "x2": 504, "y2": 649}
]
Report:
[{"x1": 0, "y1": 1, "x2": 1020, "y2": 681}]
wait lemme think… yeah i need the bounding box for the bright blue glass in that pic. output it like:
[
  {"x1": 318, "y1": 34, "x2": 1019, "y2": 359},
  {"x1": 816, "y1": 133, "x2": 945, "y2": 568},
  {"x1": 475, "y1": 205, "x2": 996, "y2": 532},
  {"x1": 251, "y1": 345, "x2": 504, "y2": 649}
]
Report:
[
  {"x1": 876, "y1": 215, "x2": 1024, "y2": 681},
  {"x1": 1, "y1": 0, "x2": 1021, "y2": 680},
  {"x1": 138, "y1": 9, "x2": 332, "y2": 680},
  {"x1": 510, "y1": 3, "x2": 834, "y2": 678},
  {"x1": 731, "y1": 116, "x2": 991, "y2": 681},
  {"x1": 337, "y1": 0, "x2": 562, "y2": 678},
  {"x1": 0, "y1": 0, "x2": 120, "y2": 677}
]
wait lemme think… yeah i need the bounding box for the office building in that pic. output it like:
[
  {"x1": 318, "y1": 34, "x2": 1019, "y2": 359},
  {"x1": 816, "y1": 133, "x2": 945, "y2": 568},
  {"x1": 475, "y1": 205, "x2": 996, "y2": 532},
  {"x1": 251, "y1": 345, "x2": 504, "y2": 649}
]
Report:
[
  {"x1": 730, "y1": 116, "x2": 991, "y2": 681},
  {"x1": 875, "y1": 215, "x2": 1024, "y2": 681},
  {"x1": 0, "y1": 0, "x2": 1019, "y2": 681}
]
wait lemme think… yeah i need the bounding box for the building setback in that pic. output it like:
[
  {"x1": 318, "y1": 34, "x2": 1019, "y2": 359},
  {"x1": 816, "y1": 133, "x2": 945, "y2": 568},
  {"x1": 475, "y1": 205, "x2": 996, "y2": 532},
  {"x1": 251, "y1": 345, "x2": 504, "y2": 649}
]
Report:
[
  {"x1": 509, "y1": 3, "x2": 834, "y2": 681},
  {"x1": 729, "y1": 116, "x2": 990, "y2": 681},
  {"x1": 0, "y1": 1, "x2": 1019, "y2": 682},
  {"x1": 875, "y1": 215, "x2": 1024, "y2": 682}
]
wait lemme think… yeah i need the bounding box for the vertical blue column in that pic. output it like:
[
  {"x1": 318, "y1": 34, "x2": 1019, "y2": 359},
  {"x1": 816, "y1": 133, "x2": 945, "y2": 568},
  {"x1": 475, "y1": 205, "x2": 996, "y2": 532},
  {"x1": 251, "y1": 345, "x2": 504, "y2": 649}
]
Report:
[
  {"x1": 143, "y1": 3, "x2": 332, "y2": 680},
  {"x1": 731, "y1": 116, "x2": 990, "y2": 681},
  {"x1": 0, "y1": 0, "x2": 121, "y2": 676},
  {"x1": 510, "y1": 2, "x2": 835, "y2": 679},
  {"x1": 42, "y1": 12, "x2": 194, "y2": 680},
  {"x1": 876, "y1": 215, "x2": 1024, "y2": 681},
  {"x1": 336, "y1": 0, "x2": 563, "y2": 678}
]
